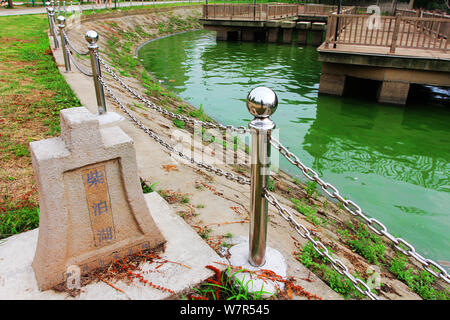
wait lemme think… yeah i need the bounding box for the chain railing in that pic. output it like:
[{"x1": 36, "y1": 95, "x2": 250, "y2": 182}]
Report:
[
  {"x1": 263, "y1": 190, "x2": 379, "y2": 300},
  {"x1": 270, "y1": 137, "x2": 450, "y2": 285},
  {"x1": 46, "y1": 4, "x2": 449, "y2": 300},
  {"x1": 96, "y1": 52, "x2": 249, "y2": 135},
  {"x1": 98, "y1": 75, "x2": 251, "y2": 186},
  {"x1": 62, "y1": 30, "x2": 90, "y2": 56}
]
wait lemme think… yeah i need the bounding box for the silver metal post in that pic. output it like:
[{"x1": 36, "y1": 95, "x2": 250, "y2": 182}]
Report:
[
  {"x1": 46, "y1": 4, "x2": 53, "y2": 35},
  {"x1": 48, "y1": 7, "x2": 59, "y2": 49},
  {"x1": 57, "y1": 16, "x2": 71, "y2": 72},
  {"x1": 86, "y1": 30, "x2": 107, "y2": 115},
  {"x1": 246, "y1": 87, "x2": 278, "y2": 267}
]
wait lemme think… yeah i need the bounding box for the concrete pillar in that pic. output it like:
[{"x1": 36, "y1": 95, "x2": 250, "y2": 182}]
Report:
[
  {"x1": 311, "y1": 22, "x2": 326, "y2": 46},
  {"x1": 242, "y1": 29, "x2": 255, "y2": 42},
  {"x1": 265, "y1": 20, "x2": 281, "y2": 43},
  {"x1": 281, "y1": 21, "x2": 296, "y2": 44},
  {"x1": 319, "y1": 72, "x2": 346, "y2": 96},
  {"x1": 216, "y1": 29, "x2": 228, "y2": 41},
  {"x1": 296, "y1": 21, "x2": 311, "y2": 45},
  {"x1": 267, "y1": 28, "x2": 279, "y2": 43},
  {"x1": 282, "y1": 28, "x2": 293, "y2": 44},
  {"x1": 377, "y1": 81, "x2": 410, "y2": 105}
]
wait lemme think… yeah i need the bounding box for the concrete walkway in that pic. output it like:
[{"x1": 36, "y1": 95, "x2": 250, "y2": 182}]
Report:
[{"x1": 0, "y1": 0, "x2": 201, "y2": 16}]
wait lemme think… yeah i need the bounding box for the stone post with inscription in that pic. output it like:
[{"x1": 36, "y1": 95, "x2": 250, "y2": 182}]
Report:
[{"x1": 30, "y1": 107, "x2": 166, "y2": 291}]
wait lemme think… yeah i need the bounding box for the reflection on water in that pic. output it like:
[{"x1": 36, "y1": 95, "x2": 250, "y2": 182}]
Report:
[{"x1": 138, "y1": 30, "x2": 450, "y2": 266}]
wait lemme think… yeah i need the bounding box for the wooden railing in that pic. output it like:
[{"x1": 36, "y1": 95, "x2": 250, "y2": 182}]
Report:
[
  {"x1": 202, "y1": 3, "x2": 357, "y2": 21},
  {"x1": 325, "y1": 13, "x2": 449, "y2": 53},
  {"x1": 202, "y1": 4, "x2": 299, "y2": 21}
]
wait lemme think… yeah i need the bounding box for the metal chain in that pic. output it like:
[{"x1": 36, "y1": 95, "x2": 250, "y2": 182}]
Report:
[
  {"x1": 263, "y1": 190, "x2": 380, "y2": 300},
  {"x1": 98, "y1": 75, "x2": 251, "y2": 186},
  {"x1": 65, "y1": 46, "x2": 93, "y2": 77},
  {"x1": 95, "y1": 52, "x2": 249, "y2": 135},
  {"x1": 270, "y1": 137, "x2": 450, "y2": 284},
  {"x1": 62, "y1": 30, "x2": 90, "y2": 56}
]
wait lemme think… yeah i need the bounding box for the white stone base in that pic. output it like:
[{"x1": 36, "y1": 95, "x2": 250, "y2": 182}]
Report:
[
  {"x1": 228, "y1": 241, "x2": 287, "y2": 298},
  {"x1": 0, "y1": 193, "x2": 225, "y2": 300}
]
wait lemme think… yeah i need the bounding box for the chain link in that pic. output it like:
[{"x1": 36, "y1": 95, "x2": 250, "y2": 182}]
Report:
[
  {"x1": 95, "y1": 52, "x2": 249, "y2": 135},
  {"x1": 263, "y1": 190, "x2": 380, "y2": 300},
  {"x1": 65, "y1": 46, "x2": 93, "y2": 77},
  {"x1": 98, "y1": 75, "x2": 250, "y2": 186},
  {"x1": 270, "y1": 137, "x2": 450, "y2": 284},
  {"x1": 62, "y1": 30, "x2": 90, "y2": 56}
]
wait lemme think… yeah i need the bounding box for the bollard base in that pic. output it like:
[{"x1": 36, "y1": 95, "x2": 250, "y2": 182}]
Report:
[
  {"x1": 98, "y1": 111, "x2": 124, "y2": 128},
  {"x1": 227, "y1": 241, "x2": 287, "y2": 298}
]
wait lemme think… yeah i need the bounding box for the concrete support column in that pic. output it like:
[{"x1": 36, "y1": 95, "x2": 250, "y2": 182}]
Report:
[
  {"x1": 281, "y1": 21, "x2": 295, "y2": 44},
  {"x1": 319, "y1": 72, "x2": 346, "y2": 96},
  {"x1": 267, "y1": 28, "x2": 279, "y2": 43},
  {"x1": 282, "y1": 28, "x2": 293, "y2": 44},
  {"x1": 311, "y1": 22, "x2": 326, "y2": 46},
  {"x1": 296, "y1": 21, "x2": 311, "y2": 45},
  {"x1": 265, "y1": 21, "x2": 280, "y2": 43},
  {"x1": 377, "y1": 81, "x2": 410, "y2": 105},
  {"x1": 216, "y1": 29, "x2": 228, "y2": 41},
  {"x1": 242, "y1": 29, "x2": 255, "y2": 42}
]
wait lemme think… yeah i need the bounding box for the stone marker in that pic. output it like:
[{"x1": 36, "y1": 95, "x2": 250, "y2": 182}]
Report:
[{"x1": 30, "y1": 107, "x2": 166, "y2": 291}]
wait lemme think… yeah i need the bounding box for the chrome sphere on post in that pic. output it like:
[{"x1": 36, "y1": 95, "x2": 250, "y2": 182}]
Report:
[
  {"x1": 56, "y1": 15, "x2": 66, "y2": 27},
  {"x1": 85, "y1": 30, "x2": 99, "y2": 49},
  {"x1": 246, "y1": 86, "x2": 278, "y2": 119}
]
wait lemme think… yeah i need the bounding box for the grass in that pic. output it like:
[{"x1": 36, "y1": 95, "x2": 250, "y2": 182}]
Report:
[
  {"x1": 0, "y1": 14, "x2": 80, "y2": 238},
  {"x1": 337, "y1": 222, "x2": 386, "y2": 265},
  {"x1": 141, "y1": 180, "x2": 158, "y2": 194},
  {"x1": 191, "y1": 266, "x2": 272, "y2": 300},
  {"x1": 291, "y1": 197, "x2": 327, "y2": 227},
  {"x1": 297, "y1": 242, "x2": 367, "y2": 300},
  {"x1": 389, "y1": 253, "x2": 449, "y2": 300}
]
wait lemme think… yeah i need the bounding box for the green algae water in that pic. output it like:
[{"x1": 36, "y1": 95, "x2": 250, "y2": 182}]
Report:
[{"x1": 138, "y1": 30, "x2": 450, "y2": 268}]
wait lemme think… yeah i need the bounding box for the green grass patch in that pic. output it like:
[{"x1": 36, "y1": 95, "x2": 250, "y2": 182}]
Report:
[
  {"x1": 337, "y1": 222, "x2": 386, "y2": 265},
  {"x1": 297, "y1": 242, "x2": 367, "y2": 300},
  {"x1": 291, "y1": 197, "x2": 327, "y2": 227},
  {"x1": 0, "y1": 14, "x2": 80, "y2": 238},
  {"x1": 389, "y1": 253, "x2": 449, "y2": 300}
]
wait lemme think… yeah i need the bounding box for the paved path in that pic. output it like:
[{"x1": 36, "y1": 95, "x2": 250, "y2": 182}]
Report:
[{"x1": 0, "y1": 1, "x2": 201, "y2": 16}]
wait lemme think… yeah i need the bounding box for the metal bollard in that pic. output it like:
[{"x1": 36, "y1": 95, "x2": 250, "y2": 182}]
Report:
[
  {"x1": 86, "y1": 30, "x2": 107, "y2": 115},
  {"x1": 47, "y1": 7, "x2": 59, "y2": 49},
  {"x1": 45, "y1": 4, "x2": 53, "y2": 36},
  {"x1": 57, "y1": 16, "x2": 71, "y2": 72},
  {"x1": 246, "y1": 87, "x2": 278, "y2": 267}
]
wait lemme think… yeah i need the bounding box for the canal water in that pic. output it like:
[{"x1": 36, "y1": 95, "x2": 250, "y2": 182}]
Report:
[{"x1": 138, "y1": 30, "x2": 450, "y2": 268}]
